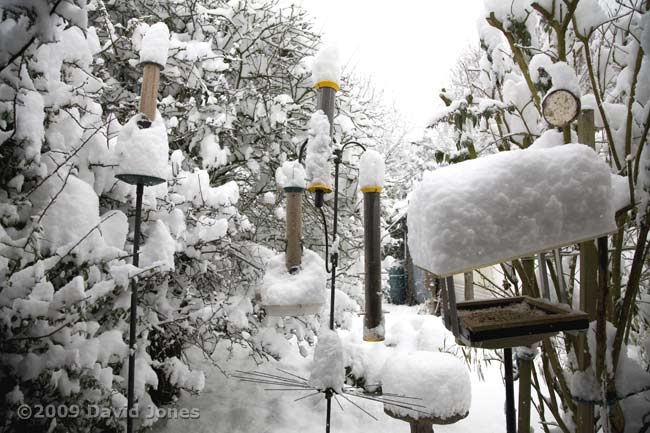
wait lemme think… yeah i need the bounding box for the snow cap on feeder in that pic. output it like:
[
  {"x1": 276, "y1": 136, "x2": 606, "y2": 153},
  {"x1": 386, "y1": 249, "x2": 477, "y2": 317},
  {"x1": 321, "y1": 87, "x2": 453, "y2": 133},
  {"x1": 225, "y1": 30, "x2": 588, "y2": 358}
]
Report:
[
  {"x1": 407, "y1": 143, "x2": 617, "y2": 278},
  {"x1": 311, "y1": 44, "x2": 341, "y2": 91},
  {"x1": 309, "y1": 329, "x2": 345, "y2": 394},
  {"x1": 381, "y1": 351, "x2": 471, "y2": 427},
  {"x1": 115, "y1": 111, "x2": 169, "y2": 186},
  {"x1": 261, "y1": 249, "x2": 327, "y2": 316},
  {"x1": 305, "y1": 111, "x2": 333, "y2": 200},
  {"x1": 139, "y1": 22, "x2": 170, "y2": 68},
  {"x1": 359, "y1": 149, "x2": 385, "y2": 193},
  {"x1": 276, "y1": 160, "x2": 306, "y2": 192}
]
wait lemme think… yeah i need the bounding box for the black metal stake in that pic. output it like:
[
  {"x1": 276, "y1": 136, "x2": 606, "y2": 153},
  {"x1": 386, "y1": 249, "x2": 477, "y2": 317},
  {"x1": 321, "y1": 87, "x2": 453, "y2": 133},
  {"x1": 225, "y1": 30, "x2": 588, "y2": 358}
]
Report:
[
  {"x1": 127, "y1": 183, "x2": 144, "y2": 433},
  {"x1": 504, "y1": 347, "x2": 517, "y2": 433}
]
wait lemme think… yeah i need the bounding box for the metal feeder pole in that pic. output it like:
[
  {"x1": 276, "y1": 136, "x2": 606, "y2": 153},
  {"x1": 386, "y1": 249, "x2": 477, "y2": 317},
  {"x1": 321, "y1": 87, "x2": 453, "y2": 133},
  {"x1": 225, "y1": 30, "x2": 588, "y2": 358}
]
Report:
[
  {"x1": 284, "y1": 185, "x2": 304, "y2": 273},
  {"x1": 362, "y1": 186, "x2": 384, "y2": 341},
  {"x1": 504, "y1": 348, "x2": 517, "y2": 433},
  {"x1": 314, "y1": 78, "x2": 338, "y2": 433},
  {"x1": 122, "y1": 61, "x2": 164, "y2": 433}
]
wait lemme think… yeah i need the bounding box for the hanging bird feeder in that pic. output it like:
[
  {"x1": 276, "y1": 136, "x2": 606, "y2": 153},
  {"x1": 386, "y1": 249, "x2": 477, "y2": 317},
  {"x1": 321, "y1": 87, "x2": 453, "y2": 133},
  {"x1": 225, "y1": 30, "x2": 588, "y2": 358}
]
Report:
[
  {"x1": 359, "y1": 149, "x2": 386, "y2": 342},
  {"x1": 305, "y1": 45, "x2": 340, "y2": 207},
  {"x1": 542, "y1": 88, "x2": 580, "y2": 128},
  {"x1": 381, "y1": 351, "x2": 471, "y2": 433}
]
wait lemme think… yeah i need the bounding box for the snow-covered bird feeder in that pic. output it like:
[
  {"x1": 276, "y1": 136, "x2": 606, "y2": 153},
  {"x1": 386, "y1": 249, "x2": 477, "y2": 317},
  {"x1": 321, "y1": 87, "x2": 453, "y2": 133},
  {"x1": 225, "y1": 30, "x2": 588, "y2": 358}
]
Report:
[
  {"x1": 408, "y1": 144, "x2": 614, "y2": 348},
  {"x1": 311, "y1": 44, "x2": 340, "y2": 127},
  {"x1": 276, "y1": 160, "x2": 307, "y2": 272},
  {"x1": 138, "y1": 22, "x2": 170, "y2": 121},
  {"x1": 381, "y1": 351, "x2": 471, "y2": 432},
  {"x1": 261, "y1": 249, "x2": 327, "y2": 316},
  {"x1": 305, "y1": 111, "x2": 333, "y2": 206},
  {"x1": 359, "y1": 150, "x2": 385, "y2": 342},
  {"x1": 116, "y1": 22, "x2": 171, "y2": 187},
  {"x1": 306, "y1": 44, "x2": 340, "y2": 206}
]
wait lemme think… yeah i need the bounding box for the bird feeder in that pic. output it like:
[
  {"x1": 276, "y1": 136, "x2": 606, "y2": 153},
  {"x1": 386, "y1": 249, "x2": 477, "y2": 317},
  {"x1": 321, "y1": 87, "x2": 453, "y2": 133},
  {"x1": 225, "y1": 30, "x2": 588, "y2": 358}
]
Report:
[
  {"x1": 542, "y1": 88, "x2": 580, "y2": 128},
  {"x1": 381, "y1": 351, "x2": 471, "y2": 433},
  {"x1": 407, "y1": 142, "x2": 617, "y2": 433},
  {"x1": 276, "y1": 160, "x2": 307, "y2": 273},
  {"x1": 359, "y1": 150, "x2": 385, "y2": 342},
  {"x1": 306, "y1": 45, "x2": 340, "y2": 207},
  {"x1": 407, "y1": 143, "x2": 617, "y2": 348}
]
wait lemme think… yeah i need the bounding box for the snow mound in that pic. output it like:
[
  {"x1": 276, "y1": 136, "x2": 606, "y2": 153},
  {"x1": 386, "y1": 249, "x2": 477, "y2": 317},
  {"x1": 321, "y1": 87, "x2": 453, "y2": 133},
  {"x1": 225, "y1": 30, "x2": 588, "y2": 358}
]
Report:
[
  {"x1": 359, "y1": 149, "x2": 385, "y2": 190},
  {"x1": 261, "y1": 249, "x2": 326, "y2": 306},
  {"x1": 408, "y1": 144, "x2": 617, "y2": 276},
  {"x1": 305, "y1": 111, "x2": 332, "y2": 190},
  {"x1": 139, "y1": 22, "x2": 170, "y2": 67},
  {"x1": 311, "y1": 44, "x2": 340, "y2": 85},
  {"x1": 309, "y1": 329, "x2": 344, "y2": 393},
  {"x1": 116, "y1": 112, "x2": 169, "y2": 182},
  {"x1": 381, "y1": 351, "x2": 471, "y2": 420},
  {"x1": 275, "y1": 160, "x2": 306, "y2": 190}
]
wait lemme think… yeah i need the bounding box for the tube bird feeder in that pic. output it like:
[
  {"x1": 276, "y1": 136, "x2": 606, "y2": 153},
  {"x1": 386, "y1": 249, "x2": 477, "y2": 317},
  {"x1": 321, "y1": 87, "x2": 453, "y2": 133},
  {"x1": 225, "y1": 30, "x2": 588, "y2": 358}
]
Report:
[
  {"x1": 306, "y1": 45, "x2": 340, "y2": 207},
  {"x1": 276, "y1": 160, "x2": 307, "y2": 273},
  {"x1": 359, "y1": 150, "x2": 385, "y2": 342}
]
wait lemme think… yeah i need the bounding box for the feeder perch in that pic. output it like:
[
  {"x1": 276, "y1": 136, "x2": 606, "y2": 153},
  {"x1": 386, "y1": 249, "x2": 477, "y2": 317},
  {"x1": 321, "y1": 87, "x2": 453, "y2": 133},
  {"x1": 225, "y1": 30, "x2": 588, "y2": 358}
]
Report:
[
  {"x1": 381, "y1": 351, "x2": 471, "y2": 433},
  {"x1": 260, "y1": 249, "x2": 327, "y2": 316}
]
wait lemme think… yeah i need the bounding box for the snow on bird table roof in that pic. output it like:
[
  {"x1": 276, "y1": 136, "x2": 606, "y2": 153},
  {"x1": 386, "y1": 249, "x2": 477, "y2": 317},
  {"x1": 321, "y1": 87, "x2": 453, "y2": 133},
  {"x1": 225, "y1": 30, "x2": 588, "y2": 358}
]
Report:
[{"x1": 407, "y1": 144, "x2": 618, "y2": 277}]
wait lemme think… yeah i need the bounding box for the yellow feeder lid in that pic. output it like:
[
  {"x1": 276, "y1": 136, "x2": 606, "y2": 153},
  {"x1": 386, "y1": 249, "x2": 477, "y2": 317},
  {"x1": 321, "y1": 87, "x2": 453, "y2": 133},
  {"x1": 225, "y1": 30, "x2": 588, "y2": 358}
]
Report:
[
  {"x1": 307, "y1": 183, "x2": 333, "y2": 194},
  {"x1": 314, "y1": 80, "x2": 340, "y2": 92}
]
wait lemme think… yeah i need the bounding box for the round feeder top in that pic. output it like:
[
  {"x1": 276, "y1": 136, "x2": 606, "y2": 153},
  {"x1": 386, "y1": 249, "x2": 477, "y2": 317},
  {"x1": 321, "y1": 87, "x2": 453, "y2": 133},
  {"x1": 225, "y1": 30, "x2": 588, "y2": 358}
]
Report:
[{"x1": 381, "y1": 351, "x2": 471, "y2": 423}]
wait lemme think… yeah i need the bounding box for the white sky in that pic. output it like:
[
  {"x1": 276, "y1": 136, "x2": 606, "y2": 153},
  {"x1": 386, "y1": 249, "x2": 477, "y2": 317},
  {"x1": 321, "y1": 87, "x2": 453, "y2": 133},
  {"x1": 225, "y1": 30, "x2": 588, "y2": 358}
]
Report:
[{"x1": 297, "y1": 1, "x2": 484, "y2": 129}]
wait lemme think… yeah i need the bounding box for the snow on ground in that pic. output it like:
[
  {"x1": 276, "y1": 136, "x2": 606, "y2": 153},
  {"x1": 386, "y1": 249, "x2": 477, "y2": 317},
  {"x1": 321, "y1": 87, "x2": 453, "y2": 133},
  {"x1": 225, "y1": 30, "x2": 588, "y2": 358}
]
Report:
[{"x1": 152, "y1": 305, "x2": 538, "y2": 433}]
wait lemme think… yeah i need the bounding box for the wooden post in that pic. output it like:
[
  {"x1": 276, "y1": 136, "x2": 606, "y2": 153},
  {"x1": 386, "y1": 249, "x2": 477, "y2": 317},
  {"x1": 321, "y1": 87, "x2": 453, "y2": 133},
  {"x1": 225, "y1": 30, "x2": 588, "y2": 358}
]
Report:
[
  {"x1": 139, "y1": 63, "x2": 161, "y2": 121},
  {"x1": 284, "y1": 189, "x2": 303, "y2": 271},
  {"x1": 463, "y1": 271, "x2": 474, "y2": 300},
  {"x1": 576, "y1": 109, "x2": 596, "y2": 433}
]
